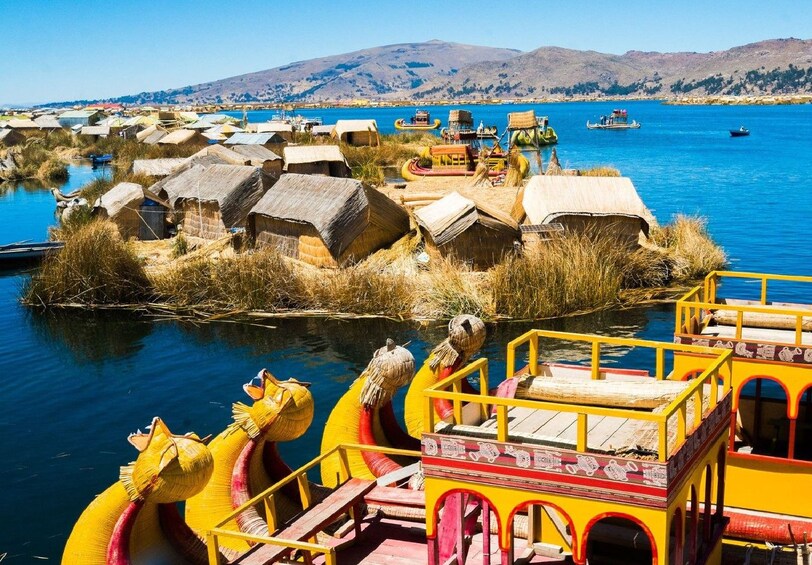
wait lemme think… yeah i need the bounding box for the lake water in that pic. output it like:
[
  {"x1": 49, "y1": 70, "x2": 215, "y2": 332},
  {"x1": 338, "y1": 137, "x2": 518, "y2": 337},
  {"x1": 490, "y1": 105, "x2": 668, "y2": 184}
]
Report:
[{"x1": 1, "y1": 100, "x2": 811, "y2": 561}]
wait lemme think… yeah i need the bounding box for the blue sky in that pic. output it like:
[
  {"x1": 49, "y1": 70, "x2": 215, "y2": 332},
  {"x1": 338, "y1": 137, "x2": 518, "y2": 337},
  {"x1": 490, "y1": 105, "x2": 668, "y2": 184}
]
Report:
[{"x1": 1, "y1": 0, "x2": 809, "y2": 104}]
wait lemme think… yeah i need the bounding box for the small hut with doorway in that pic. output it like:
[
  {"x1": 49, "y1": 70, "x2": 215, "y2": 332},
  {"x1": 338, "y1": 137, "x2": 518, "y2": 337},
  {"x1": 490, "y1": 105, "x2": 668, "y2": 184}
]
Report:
[
  {"x1": 414, "y1": 191, "x2": 520, "y2": 269},
  {"x1": 137, "y1": 125, "x2": 167, "y2": 145},
  {"x1": 283, "y1": 145, "x2": 350, "y2": 177},
  {"x1": 333, "y1": 119, "x2": 379, "y2": 146},
  {"x1": 310, "y1": 124, "x2": 334, "y2": 137},
  {"x1": 519, "y1": 175, "x2": 653, "y2": 247},
  {"x1": 157, "y1": 164, "x2": 270, "y2": 239},
  {"x1": 0, "y1": 128, "x2": 25, "y2": 147},
  {"x1": 95, "y1": 182, "x2": 170, "y2": 240},
  {"x1": 248, "y1": 173, "x2": 409, "y2": 268}
]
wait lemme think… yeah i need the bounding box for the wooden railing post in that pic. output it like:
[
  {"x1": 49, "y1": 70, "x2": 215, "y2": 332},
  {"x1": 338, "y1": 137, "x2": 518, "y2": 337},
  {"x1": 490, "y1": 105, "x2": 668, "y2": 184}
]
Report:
[
  {"x1": 265, "y1": 494, "x2": 278, "y2": 532},
  {"x1": 658, "y1": 420, "x2": 668, "y2": 461},
  {"x1": 206, "y1": 532, "x2": 220, "y2": 565},
  {"x1": 529, "y1": 331, "x2": 539, "y2": 376},
  {"x1": 452, "y1": 379, "x2": 463, "y2": 423},
  {"x1": 497, "y1": 405, "x2": 508, "y2": 442},
  {"x1": 656, "y1": 348, "x2": 665, "y2": 380},
  {"x1": 577, "y1": 413, "x2": 588, "y2": 452},
  {"x1": 760, "y1": 276, "x2": 768, "y2": 305},
  {"x1": 591, "y1": 341, "x2": 601, "y2": 380},
  {"x1": 297, "y1": 473, "x2": 312, "y2": 509},
  {"x1": 338, "y1": 445, "x2": 351, "y2": 483}
]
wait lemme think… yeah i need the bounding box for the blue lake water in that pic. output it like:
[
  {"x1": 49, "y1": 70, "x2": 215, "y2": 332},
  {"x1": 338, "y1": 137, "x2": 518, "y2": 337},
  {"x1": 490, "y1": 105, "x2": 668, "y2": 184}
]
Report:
[{"x1": 1, "y1": 100, "x2": 811, "y2": 561}]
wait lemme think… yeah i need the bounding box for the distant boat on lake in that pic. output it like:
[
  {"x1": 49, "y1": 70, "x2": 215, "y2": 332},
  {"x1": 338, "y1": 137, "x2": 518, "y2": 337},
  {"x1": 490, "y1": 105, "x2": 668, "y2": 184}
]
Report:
[
  {"x1": 89, "y1": 153, "x2": 113, "y2": 166},
  {"x1": 586, "y1": 109, "x2": 640, "y2": 130},
  {"x1": 730, "y1": 126, "x2": 750, "y2": 137}
]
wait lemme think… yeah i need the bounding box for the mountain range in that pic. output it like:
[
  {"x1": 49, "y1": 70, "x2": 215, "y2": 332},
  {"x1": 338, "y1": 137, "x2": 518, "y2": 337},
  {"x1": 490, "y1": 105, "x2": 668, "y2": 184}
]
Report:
[{"x1": 57, "y1": 38, "x2": 812, "y2": 106}]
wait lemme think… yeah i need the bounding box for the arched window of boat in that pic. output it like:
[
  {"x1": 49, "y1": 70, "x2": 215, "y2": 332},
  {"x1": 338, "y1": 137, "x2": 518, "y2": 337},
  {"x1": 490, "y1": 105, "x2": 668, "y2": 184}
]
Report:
[
  {"x1": 794, "y1": 384, "x2": 812, "y2": 461},
  {"x1": 736, "y1": 376, "x2": 790, "y2": 458}
]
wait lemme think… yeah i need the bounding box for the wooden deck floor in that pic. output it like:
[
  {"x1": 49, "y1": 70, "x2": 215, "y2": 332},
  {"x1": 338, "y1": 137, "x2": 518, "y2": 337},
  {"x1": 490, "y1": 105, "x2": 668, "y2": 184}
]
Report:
[{"x1": 701, "y1": 323, "x2": 812, "y2": 345}]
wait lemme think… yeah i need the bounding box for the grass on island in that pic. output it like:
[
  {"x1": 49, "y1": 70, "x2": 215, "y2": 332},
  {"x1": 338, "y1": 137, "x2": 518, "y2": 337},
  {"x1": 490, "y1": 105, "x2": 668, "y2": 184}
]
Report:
[{"x1": 24, "y1": 214, "x2": 726, "y2": 321}]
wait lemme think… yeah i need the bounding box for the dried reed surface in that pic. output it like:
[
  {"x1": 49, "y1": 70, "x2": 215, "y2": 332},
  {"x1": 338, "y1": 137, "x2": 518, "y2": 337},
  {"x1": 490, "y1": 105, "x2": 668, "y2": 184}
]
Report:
[
  {"x1": 650, "y1": 215, "x2": 727, "y2": 280},
  {"x1": 24, "y1": 221, "x2": 151, "y2": 306},
  {"x1": 579, "y1": 166, "x2": 621, "y2": 177}
]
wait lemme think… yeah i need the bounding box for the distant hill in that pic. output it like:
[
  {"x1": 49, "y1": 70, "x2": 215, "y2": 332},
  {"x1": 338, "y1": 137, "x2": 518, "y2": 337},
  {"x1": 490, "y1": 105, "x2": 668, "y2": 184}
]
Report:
[{"x1": 52, "y1": 38, "x2": 812, "y2": 106}]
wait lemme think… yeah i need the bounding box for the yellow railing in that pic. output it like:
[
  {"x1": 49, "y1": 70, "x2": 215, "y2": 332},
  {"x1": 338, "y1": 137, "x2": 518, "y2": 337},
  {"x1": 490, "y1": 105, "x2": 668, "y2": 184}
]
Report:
[
  {"x1": 205, "y1": 443, "x2": 420, "y2": 565},
  {"x1": 424, "y1": 331, "x2": 732, "y2": 462},
  {"x1": 675, "y1": 271, "x2": 812, "y2": 345}
]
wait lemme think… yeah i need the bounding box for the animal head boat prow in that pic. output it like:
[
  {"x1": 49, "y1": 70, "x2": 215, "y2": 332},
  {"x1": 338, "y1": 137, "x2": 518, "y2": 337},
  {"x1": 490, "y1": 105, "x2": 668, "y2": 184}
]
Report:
[
  {"x1": 119, "y1": 417, "x2": 214, "y2": 503},
  {"x1": 232, "y1": 369, "x2": 314, "y2": 441}
]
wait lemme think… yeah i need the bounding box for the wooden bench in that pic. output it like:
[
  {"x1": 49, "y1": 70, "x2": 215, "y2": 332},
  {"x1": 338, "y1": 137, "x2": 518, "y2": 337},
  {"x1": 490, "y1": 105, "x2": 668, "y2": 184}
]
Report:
[{"x1": 229, "y1": 478, "x2": 376, "y2": 565}]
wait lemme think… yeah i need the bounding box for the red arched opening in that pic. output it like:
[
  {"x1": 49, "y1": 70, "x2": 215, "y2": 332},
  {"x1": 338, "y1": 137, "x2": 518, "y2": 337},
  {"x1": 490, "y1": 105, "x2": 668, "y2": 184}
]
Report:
[
  {"x1": 507, "y1": 500, "x2": 578, "y2": 560},
  {"x1": 685, "y1": 485, "x2": 698, "y2": 563},
  {"x1": 736, "y1": 376, "x2": 791, "y2": 458},
  {"x1": 583, "y1": 513, "x2": 657, "y2": 565},
  {"x1": 716, "y1": 446, "x2": 726, "y2": 519},
  {"x1": 795, "y1": 384, "x2": 812, "y2": 461},
  {"x1": 668, "y1": 507, "x2": 684, "y2": 565},
  {"x1": 429, "y1": 489, "x2": 502, "y2": 565},
  {"x1": 702, "y1": 465, "x2": 713, "y2": 545}
]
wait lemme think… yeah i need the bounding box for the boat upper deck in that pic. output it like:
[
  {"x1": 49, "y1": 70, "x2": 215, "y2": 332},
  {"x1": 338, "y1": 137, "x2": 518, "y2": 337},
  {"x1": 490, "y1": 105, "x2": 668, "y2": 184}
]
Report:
[
  {"x1": 675, "y1": 271, "x2": 812, "y2": 362},
  {"x1": 420, "y1": 330, "x2": 733, "y2": 508}
]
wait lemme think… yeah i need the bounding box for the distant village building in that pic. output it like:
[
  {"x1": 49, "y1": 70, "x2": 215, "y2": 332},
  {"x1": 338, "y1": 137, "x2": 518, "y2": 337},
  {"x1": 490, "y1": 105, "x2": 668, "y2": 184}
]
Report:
[
  {"x1": 333, "y1": 119, "x2": 379, "y2": 146},
  {"x1": 79, "y1": 125, "x2": 111, "y2": 141},
  {"x1": 248, "y1": 173, "x2": 409, "y2": 268},
  {"x1": 57, "y1": 110, "x2": 101, "y2": 128},
  {"x1": 2, "y1": 118, "x2": 39, "y2": 130},
  {"x1": 519, "y1": 175, "x2": 653, "y2": 246},
  {"x1": 283, "y1": 145, "x2": 350, "y2": 177},
  {"x1": 33, "y1": 115, "x2": 63, "y2": 130},
  {"x1": 310, "y1": 124, "x2": 335, "y2": 137},
  {"x1": 414, "y1": 191, "x2": 520, "y2": 269},
  {"x1": 224, "y1": 131, "x2": 286, "y2": 156},
  {"x1": 256, "y1": 122, "x2": 295, "y2": 142},
  {"x1": 136, "y1": 125, "x2": 167, "y2": 145},
  {"x1": 95, "y1": 182, "x2": 169, "y2": 240},
  {"x1": 155, "y1": 164, "x2": 270, "y2": 239}
]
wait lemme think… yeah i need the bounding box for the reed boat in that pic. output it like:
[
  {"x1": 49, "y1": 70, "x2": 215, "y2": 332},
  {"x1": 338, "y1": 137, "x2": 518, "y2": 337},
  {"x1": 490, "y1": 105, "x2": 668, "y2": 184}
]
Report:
[
  {"x1": 394, "y1": 109, "x2": 441, "y2": 130},
  {"x1": 206, "y1": 329, "x2": 740, "y2": 564},
  {"x1": 673, "y1": 271, "x2": 812, "y2": 557},
  {"x1": 400, "y1": 144, "x2": 528, "y2": 182},
  {"x1": 508, "y1": 113, "x2": 558, "y2": 147}
]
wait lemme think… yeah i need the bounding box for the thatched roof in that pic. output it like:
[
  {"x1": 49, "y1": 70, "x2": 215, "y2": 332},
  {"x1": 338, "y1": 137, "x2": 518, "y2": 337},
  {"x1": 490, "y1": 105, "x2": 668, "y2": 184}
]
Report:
[
  {"x1": 189, "y1": 144, "x2": 249, "y2": 165},
  {"x1": 283, "y1": 145, "x2": 347, "y2": 167},
  {"x1": 98, "y1": 182, "x2": 144, "y2": 217},
  {"x1": 132, "y1": 158, "x2": 188, "y2": 177},
  {"x1": 310, "y1": 125, "x2": 335, "y2": 136},
  {"x1": 158, "y1": 129, "x2": 205, "y2": 145},
  {"x1": 333, "y1": 119, "x2": 378, "y2": 138},
  {"x1": 80, "y1": 125, "x2": 110, "y2": 136},
  {"x1": 507, "y1": 110, "x2": 537, "y2": 130},
  {"x1": 230, "y1": 145, "x2": 281, "y2": 164},
  {"x1": 257, "y1": 122, "x2": 294, "y2": 133},
  {"x1": 249, "y1": 173, "x2": 408, "y2": 258},
  {"x1": 449, "y1": 110, "x2": 472, "y2": 125},
  {"x1": 33, "y1": 115, "x2": 62, "y2": 129},
  {"x1": 224, "y1": 132, "x2": 285, "y2": 145},
  {"x1": 0, "y1": 129, "x2": 24, "y2": 145},
  {"x1": 415, "y1": 191, "x2": 519, "y2": 246},
  {"x1": 522, "y1": 176, "x2": 654, "y2": 234},
  {"x1": 205, "y1": 124, "x2": 245, "y2": 136},
  {"x1": 3, "y1": 118, "x2": 38, "y2": 129},
  {"x1": 167, "y1": 164, "x2": 268, "y2": 227}
]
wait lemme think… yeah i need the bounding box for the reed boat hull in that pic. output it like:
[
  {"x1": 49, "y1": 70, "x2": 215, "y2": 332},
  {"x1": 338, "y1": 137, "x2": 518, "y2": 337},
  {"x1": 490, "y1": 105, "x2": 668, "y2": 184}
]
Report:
[{"x1": 394, "y1": 118, "x2": 441, "y2": 130}]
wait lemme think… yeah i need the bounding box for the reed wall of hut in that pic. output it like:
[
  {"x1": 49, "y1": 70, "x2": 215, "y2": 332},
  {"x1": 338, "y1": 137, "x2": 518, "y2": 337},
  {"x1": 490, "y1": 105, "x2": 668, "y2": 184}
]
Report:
[
  {"x1": 423, "y1": 221, "x2": 517, "y2": 269},
  {"x1": 285, "y1": 161, "x2": 349, "y2": 177},
  {"x1": 96, "y1": 182, "x2": 146, "y2": 240},
  {"x1": 0, "y1": 129, "x2": 25, "y2": 147},
  {"x1": 179, "y1": 200, "x2": 228, "y2": 239}
]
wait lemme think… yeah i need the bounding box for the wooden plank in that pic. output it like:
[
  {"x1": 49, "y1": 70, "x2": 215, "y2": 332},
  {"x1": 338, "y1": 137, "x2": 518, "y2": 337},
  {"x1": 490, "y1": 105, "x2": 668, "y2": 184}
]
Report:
[
  {"x1": 508, "y1": 407, "x2": 559, "y2": 434},
  {"x1": 591, "y1": 416, "x2": 634, "y2": 451},
  {"x1": 532, "y1": 412, "x2": 577, "y2": 438},
  {"x1": 230, "y1": 478, "x2": 375, "y2": 564},
  {"x1": 365, "y1": 485, "x2": 425, "y2": 508}
]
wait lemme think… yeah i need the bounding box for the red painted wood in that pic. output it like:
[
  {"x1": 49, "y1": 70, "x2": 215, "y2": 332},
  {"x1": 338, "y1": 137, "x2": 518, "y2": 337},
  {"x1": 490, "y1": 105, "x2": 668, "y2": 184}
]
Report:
[
  {"x1": 230, "y1": 478, "x2": 375, "y2": 564},
  {"x1": 107, "y1": 500, "x2": 143, "y2": 565},
  {"x1": 359, "y1": 406, "x2": 402, "y2": 478}
]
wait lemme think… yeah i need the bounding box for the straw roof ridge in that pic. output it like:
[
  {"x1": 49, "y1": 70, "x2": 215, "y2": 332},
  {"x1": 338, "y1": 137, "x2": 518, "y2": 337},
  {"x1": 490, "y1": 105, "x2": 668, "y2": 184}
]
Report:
[
  {"x1": 224, "y1": 132, "x2": 284, "y2": 146},
  {"x1": 250, "y1": 173, "x2": 373, "y2": 257},
  {"x1": 283, "y1": 145, "x2": 347, "y2": 166},
  {"x1": 98, "y1": 182, "x2": 144, "y2": 217},
  {"x1": 333, "y1": 119, "x2": 378, "y2": 137},
  {"x1": 132, "y1": 158, "x2": 188, "y2": 177},
  {"x1": 230, "y1": 144, "x2": 282, "y2": 163},
  {"x1": 507, "y1": 109, "x2": 537, "y2": 130},
  {"x1": 414, "y1": 191, "x2": 518, "y2": 246},
  {"x1": 173, "y1": 164, "x2": 267, "y2": 228},
  {"x1": 522, "y1": 175, "x2": 654, "y2": 233}
]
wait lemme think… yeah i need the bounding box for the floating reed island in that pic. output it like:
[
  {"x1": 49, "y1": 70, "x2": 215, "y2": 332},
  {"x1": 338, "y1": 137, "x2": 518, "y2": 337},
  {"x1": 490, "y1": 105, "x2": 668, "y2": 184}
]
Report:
[{"x1": 14, "y1": 108, "x2": 725, "y2": 321}]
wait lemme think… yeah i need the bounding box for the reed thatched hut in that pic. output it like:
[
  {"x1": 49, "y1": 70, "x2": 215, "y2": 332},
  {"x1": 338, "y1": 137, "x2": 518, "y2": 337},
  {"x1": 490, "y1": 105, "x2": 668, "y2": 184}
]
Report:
[
  {"x1": 283, "y1": 145, "x2": 350, "y2": 177},
  {"x1": 33, "y1": 115, "x2": 63, "y2": 131},
  {"x1": 310, "y1": 125, "x2": 334, "y2": 137},
  {"x1": 3, "y1": 118, "x2": 39, "y2": 130},
  {"x1": 157, "y1": 164, "x2": 271, "y2": 239},
  {"x1": 137, "y1": 125, "x2": 167, "y2": 145},
  {"x1": 79, "y1": 125, "x2": 111, "y2": 140},
  {"x1": 248, "y1": 173, "x2": 409, "y2": 268},
  {"x1": 333, "y1": 119, "x2": 379, "y2": 146},
  {"x1": 414, "y1": 191, "x2": 520, "y2": 269},
  {"x1": 225, "y1": 131, "x2": 287, "y2": 157},
  {"x1": 256, "y1": 122, "x2": 294, "y2": 142},
  {"x1": 132, "y1": 158, "x2": 188, "y2": 178},
  {"x1": 229, "y1": 145, "x2": 282, "y2": 178},
  {"x1": 0, "y1": 128, "x2": 25, "y2": 147},
  {"x1": 95, "y1": 182, "x2": 170, "y2": 240},
  {"x1": 188, "y1": 144, "x2": 250, "y2": 166},
  {"x1": 157, "y1": 129, "x2": 208, "y2": 147},
  {"x1": 519, "y1": 175, "x2": 654, "y2": 246}
]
